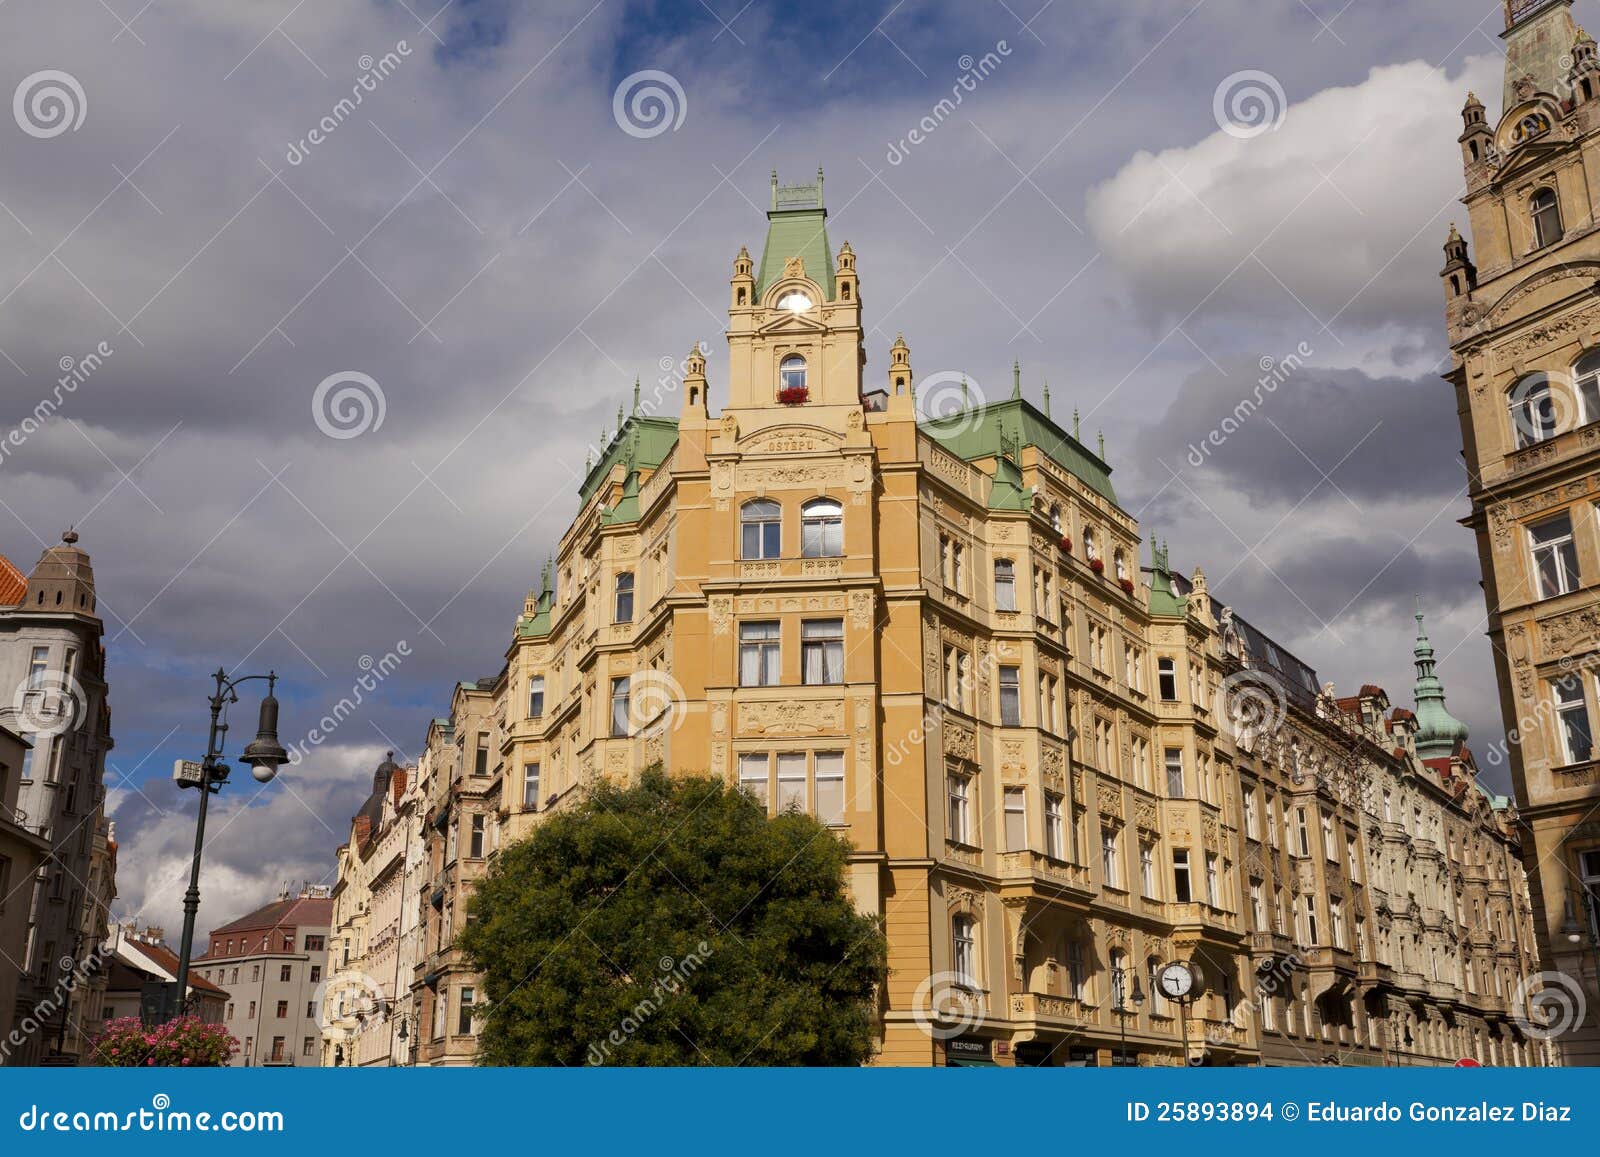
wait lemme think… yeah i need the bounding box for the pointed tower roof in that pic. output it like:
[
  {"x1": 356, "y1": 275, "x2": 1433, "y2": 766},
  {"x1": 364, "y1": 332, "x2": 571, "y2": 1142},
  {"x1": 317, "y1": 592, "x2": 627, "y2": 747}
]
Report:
[
  {"x1": 1411, "y1": 608, "x2": 1469, "y2": 759},
  {"x1": 756, "y1": 168, "x2": 835, "y2": 300}
]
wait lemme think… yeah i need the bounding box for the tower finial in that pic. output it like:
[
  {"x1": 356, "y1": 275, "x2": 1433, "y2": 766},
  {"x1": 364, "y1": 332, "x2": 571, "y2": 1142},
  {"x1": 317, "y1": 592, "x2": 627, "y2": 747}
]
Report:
[
  {"x1": 1098, "y1": 430, "x2": 1105, "y2": 457},
  {"x1": 1073, "y1": 407, "x2": 1081, "y2": 440},
  {"x1": 633, "y1": 376, "x2": 641, "y2": 416},
  {"x1": 1011, "y1": 359, "x2": 1021, "y2": 399},
  {"x1": 961, "y1": 375, "x2": 969, "y2": 408},
  {"x1": 1042, "y1": 377, "x2": 1051, "y2": 416}
]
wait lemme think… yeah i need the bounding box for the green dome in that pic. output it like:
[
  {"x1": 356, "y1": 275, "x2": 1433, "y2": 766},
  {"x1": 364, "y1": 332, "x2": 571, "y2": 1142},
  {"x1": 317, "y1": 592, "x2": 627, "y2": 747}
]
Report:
[{"x1": 1412, "y1": 611, "x2": 1469, "y2": 759}]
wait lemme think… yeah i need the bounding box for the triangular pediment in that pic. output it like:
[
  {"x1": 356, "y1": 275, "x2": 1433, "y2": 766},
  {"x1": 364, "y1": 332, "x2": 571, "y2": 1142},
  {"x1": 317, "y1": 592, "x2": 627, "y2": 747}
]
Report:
[{"x1": 756, "y1": 310, "x2": 827, "y2": 337}]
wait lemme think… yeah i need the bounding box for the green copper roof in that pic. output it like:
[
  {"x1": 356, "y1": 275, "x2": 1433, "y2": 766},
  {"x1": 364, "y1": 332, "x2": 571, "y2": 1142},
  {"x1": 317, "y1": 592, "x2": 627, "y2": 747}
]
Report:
[
  {"x1": 578, "y1": 415, "x2": 679, "y2": 506},
  {"x1": 756, "y1": 169, "x2": 835, "y2": 301},
  {"x1": 1411, "y1": 610, "x2": 1469, "y2": 759},
  {"x1": 1145, "y1": 539, "x2": 1186, "y2": 617},
  {"x1": 921, "y1": 397, "x2": 1117, "y2": 505}
]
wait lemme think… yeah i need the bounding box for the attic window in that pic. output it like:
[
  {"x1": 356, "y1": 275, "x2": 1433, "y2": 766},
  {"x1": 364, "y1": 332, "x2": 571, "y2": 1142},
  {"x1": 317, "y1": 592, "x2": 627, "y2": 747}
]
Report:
[{"x1": 777, "y1": 291, "x2": 813, "y2": 312}]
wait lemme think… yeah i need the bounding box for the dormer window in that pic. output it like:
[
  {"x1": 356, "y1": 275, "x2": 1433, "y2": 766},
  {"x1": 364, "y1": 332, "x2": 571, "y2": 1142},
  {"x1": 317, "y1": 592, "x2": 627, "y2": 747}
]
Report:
[
  {"x1": 777, "y1": 291, "x2": 813, "y2": 312},
  {"x1": 1531, "y1": 188, "x2": 1563, "y2": 249}
]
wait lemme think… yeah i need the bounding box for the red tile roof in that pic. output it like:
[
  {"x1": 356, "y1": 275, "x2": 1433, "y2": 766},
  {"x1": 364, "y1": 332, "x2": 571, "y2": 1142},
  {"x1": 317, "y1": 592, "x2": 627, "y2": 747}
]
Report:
[
  {"x1": 122, "y1": 939, "x2": 228, "y2": 996},
  {"x1": 0, "y1": 552, "x2": 25, "y2": 605},
  {"x1": 195, "y1": 895, "x2": 334, "y2": 961}
]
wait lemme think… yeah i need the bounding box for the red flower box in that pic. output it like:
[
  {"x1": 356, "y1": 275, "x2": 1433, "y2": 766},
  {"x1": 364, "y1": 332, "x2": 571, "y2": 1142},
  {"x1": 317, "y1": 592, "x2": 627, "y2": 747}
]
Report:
[
  {"x1": 1057, "y1": 536, "x2": 1072, "y2": 553},
  {"x1": 777, "y1": 386, "x2": 809, "y2": 405},
  {"x1": 1118, "y1": 577, "x2": 1135, "y2": 595},
  {"x1": 1089, "y1": 557, "x2": 1105, "y2": 574}
]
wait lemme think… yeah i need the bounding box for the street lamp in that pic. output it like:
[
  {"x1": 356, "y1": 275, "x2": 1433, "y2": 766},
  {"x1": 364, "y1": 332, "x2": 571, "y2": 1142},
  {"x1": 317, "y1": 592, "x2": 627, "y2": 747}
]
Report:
[
  {"x1": 173, "y1": 669, "x2": 290, "y2": 1007},
  {"x1": 1113, "y1": 966, "x2": 1145, "y2": 1067}
]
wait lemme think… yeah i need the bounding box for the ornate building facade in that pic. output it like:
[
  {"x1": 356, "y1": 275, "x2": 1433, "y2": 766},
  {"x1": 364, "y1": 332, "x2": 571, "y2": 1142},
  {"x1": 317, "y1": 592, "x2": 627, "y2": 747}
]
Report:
[
  {"x1": 0, "y1": 532, "x2": 117, "y2": 1066},
  {"x1": 404, "y1": 172, "x2": 1544, "y2": 1066},
  {"x1": 1442, "y1": 0, "x2": 1600, "y2": 1065},
  {"x1": 323, "y1": 753, "x2": 421, "y2": 1067}
]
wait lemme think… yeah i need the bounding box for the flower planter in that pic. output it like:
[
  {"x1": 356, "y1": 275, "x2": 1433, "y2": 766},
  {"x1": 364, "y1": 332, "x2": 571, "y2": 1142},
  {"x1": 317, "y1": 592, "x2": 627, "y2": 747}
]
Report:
[
  {"x1": 777, "y1": 387, "x2": 809, "y2": 405},
  {"x1": 1057, "y1": 536, "x2": 1072, "y2": 553},
  {"x1": 1089, "y1": 557, "x2": 1105, "y2": 574},
  {"x1": 1118, "y1": 577, "x2": 1135, "y2": 595}
]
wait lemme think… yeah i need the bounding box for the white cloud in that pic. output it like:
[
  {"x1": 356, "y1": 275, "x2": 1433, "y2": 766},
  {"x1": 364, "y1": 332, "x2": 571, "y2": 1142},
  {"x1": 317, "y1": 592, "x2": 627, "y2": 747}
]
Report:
[{"x1": 1086, "y1": 56, "x2": 1504, "y2": 336}]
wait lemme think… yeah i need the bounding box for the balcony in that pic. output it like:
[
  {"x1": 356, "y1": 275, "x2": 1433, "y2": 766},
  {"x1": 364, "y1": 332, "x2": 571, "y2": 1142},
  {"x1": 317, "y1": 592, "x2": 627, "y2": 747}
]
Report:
[
  {"x1": 1250, "y1": 930, "x2": 1295, "y2": 959},
  {"x1": 997, "y1": 851, "x2": 1093, "y2": 896},
  {"x1": 1357, "y1": 959, "x2": 1392, "y2": 986},
  {"x1": 1426, "y1": 980, "x2": 1456, "y2": 1002},
  {"x1": 1008, "y1": 991, "x2": 1089, "y2": 1030}
]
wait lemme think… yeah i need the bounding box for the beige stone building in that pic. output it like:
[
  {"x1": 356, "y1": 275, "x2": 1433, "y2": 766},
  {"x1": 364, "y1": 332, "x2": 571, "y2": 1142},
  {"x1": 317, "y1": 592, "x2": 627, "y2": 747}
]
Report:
[
  {"x1": 192, "y1": 885, "x2": 332, "y2": 1065},
  {"x1": 407, "y1": 692, "x2": 500, "y2": 1065},
  {"x1": 323, "y1": 753, "x2": 422, "y2": 1066},
  {"x1": 1442, "y1": 0, "x2": 1600, "y2": 1065},
  {"x1": 0, "y1": 532, "x2": 118, "y2": 1066},
  {"x1": 386, "y1": 171, "x2": 1546, "y2": 1066},
  {"x1": 0, "y1": 723, "x2": 50, "y2": 1061}
]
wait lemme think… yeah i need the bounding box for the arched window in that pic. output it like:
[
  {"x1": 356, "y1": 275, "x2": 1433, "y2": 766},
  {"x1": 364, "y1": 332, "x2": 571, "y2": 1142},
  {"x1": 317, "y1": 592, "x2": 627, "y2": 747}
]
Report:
[
  {"x1": 1574, "y1": 349, "x2": 1600, "y2": 426},
  {"x1": 1532, "y1": 188, "x2": 1563, "y2": 249},
  {"x1": 801, "y1": 498, "x2": 843, "y2": 558},
  {"x1": 740, "y1": 499, "x2": 781, "y2": 560},
  {"x1": 1109, "y1": 948, "x2": 1130, "y2": 1010},
  {"x1": 1507, "y1": 373, "x2": 1558, "y2": 448},
  {"x1": 779, "y1": 355, "x2": 807, "y2": 395},
  {"x1": 1083, "y1": 527, "x2": 1098, "y2": 561},
  {"x1": 1114, "y1": 549, "x2": 1128, "y2": 581},
  {"x1": 1050, "y1": 504, "x2": 1062, "y2": 533}
]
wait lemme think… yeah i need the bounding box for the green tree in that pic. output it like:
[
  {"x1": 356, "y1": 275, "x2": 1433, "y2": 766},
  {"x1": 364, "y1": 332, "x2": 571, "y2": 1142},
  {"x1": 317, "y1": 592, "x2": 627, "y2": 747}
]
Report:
[{"x1": 459, "y1": 769, "x2": 887, "y2": 1066}]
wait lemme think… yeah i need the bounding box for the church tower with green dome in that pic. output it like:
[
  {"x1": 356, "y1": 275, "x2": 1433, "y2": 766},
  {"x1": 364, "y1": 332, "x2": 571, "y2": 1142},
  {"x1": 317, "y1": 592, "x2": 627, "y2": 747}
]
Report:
[{"x1": 1410, "y1": 611, "x2": 1469, "y2": 759}]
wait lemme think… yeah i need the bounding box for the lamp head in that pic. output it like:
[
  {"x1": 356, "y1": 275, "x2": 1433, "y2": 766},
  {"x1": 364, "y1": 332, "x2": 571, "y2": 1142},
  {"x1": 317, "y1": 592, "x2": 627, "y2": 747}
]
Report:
[{"x1": 241, "y1": 682, "x2": 289, "y2": 783}]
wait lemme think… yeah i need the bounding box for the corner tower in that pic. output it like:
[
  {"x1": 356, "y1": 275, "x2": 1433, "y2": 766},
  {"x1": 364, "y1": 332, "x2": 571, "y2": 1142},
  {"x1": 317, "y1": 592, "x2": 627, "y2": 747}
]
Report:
[
  {"x1": 723, "y1": 169, "x2": 865, "y2": 430},
  {"x1": 1444, "y1": 0, "x2": 1600, "y2": 1066}
]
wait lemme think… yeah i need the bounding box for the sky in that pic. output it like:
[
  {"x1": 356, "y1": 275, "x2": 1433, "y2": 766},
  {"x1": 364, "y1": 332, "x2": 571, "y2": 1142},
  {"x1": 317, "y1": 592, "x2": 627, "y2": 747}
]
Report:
[{"x1": 0, "y1": 0, "x2": 1527, "y2": 934}]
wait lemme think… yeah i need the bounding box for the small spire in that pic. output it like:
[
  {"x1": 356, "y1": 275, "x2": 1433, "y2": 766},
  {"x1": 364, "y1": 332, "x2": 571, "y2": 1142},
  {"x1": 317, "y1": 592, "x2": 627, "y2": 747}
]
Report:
[
  {"x1": 616, "y1": 403, "x2": 624, "y2": 430},
  {"x1": 632, "y1": 376, "x2": 641, "y2": 416},
  {"x1": 770, "y1": 169, "x2": 779, "y2": 209},
  {"x1": 1042, "y1": 377, "x2": 1051, "y2": 417},
  {"x1": 1073, "y1": 407, "x2": 1081, "y2": 440},
  {"x1": 62, "y1": 527, "x2": 78, "y2": 545},
  {"x1": 960, "y1": 375, "x2": 969, "y2": 408},
  {"x1": 1011, "y1": 359, "x2": 1021, "y2": 399},
  {"x1": 1098, "y1": 430, "x2": 1105, "y2": 457}
]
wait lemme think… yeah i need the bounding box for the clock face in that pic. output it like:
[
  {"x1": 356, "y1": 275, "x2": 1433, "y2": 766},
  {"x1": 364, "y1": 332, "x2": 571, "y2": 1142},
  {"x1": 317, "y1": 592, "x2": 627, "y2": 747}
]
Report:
[{"x1": 1159, "y1": 962, "x2": 1194, "y2": 999}]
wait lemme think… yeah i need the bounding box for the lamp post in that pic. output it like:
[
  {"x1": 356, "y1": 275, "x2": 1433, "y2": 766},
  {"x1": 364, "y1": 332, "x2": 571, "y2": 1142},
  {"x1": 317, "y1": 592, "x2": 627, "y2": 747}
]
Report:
[
  {"x1": 173, "y1": 669, "x2": 289, "y2": 1009},
  {"x1": 1114, "y1": 967, "x2": 1145, "y2": 1067},
  {"x1": 1559, "y1": 891, "x2": 1599, "y2": 1028}
]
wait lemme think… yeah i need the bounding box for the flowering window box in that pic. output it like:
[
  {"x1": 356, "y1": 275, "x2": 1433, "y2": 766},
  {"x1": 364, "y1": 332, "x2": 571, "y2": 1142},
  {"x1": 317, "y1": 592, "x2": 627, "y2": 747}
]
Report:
[
  {"x1": 777, "y1": 386, "x2": 809, "y2": 405},
  {"x1": 1089, "y1": 557, "x2": 1105, "y2": 574},
  {"x1": 1118, "y1": 577, "x2": 1135, "y2": 595},
  {"x1": 1057, "y1": 536, "x2": 1072, "y2": 553}
]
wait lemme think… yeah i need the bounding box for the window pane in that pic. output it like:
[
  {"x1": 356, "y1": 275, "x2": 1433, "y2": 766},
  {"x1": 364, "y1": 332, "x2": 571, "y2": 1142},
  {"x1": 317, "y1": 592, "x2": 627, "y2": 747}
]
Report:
[
  {"x1": 815, "y1": 751, "x2": 845, "y2": 824},
  {"x1": 738, "y1": 753, "x2": 769, "y2": 808},
  {"x1": 1004, "y1": 787, "x2": 1027, "y2": 851},
  {"x1": 776, "y1": 753, "x2": 806, "y2": 812}
]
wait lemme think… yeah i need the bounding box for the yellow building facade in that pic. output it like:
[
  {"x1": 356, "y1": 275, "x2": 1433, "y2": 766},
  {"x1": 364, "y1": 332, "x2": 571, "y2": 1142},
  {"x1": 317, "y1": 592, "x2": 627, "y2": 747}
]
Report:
[
  {"x1": 1442, "y1": 0, "x2": 1600, "y2": 1065},
  {"x1": 409, "y1": 171, "x2": 1546, "y2": 1066}
]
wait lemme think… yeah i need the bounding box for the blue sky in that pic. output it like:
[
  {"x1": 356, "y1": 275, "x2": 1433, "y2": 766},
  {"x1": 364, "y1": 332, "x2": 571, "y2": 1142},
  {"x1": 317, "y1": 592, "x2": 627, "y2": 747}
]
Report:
[{"x1": 0, "y1": 0, "x2": 1521, "y2": 929}]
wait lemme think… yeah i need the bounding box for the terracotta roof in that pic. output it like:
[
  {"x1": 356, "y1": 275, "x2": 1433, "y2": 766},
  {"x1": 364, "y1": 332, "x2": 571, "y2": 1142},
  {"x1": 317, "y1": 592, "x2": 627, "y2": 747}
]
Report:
[
  {"x1": 200, "y1": 895, "x2": 333, "y2": 944},
  {"x1": 121, "y1": 939, "x2": 227, "y2": 996},
  {"x1": 1359, "y1": 683, "x2": 1387, "y2": 698},
  {"x1": 0, "y1": 551, "x2": 24, "y2": 605}
]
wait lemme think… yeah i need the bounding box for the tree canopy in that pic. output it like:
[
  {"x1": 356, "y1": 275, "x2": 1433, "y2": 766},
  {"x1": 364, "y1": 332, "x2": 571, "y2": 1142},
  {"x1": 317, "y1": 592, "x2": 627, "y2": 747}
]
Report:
[{"x1": 459, "y1": 769, "x2": 888, "y2": 1066}]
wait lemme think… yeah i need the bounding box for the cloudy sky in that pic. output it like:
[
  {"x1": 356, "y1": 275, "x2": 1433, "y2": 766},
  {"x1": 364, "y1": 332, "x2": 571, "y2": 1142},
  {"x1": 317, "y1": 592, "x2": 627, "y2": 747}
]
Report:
[{"x1": 0, "y1": 0, "x2": 1522, "y2": 933}]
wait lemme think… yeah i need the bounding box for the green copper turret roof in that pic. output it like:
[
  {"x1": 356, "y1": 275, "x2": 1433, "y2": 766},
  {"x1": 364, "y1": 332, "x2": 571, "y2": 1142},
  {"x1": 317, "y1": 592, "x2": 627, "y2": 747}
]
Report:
[
  {"x1": 921, "y1": 396, "x2": 1117, "y2": 505},
  {"x1": 578, "y1": 414, "x2": 679, "y2": 506},
  {"x1": 1411, "y1": 609, "x2": 1469, "y2": 759},
  {"x1": 756, "y1": 168, "x2": 835, "y2": 301},
  {"x1": 1145, "y1": 538, "x2": 1186, "y2": 617}
]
